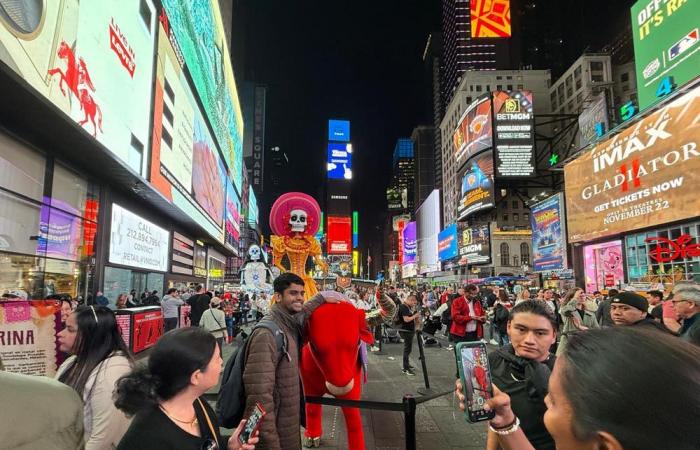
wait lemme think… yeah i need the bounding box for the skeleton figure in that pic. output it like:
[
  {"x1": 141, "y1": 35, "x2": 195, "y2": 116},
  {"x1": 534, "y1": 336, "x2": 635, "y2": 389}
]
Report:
[
  {"x1": 289, "y1": 209, "x2": 308, "y2": 233},
  {"x1": 240, "y1": 244, "x2": 274, "y2": 294}
]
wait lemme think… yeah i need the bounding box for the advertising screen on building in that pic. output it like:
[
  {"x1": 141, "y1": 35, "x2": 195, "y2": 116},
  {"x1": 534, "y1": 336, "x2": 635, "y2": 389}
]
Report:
[
  {"x1": 225, "y1": 179, "x2": 241, "y2": 252},
  {"x1": 327, "y1": 143, "x2": 353, "y2": 180},
  {"x1": 328, "y1": 254, "x2": 353, "y2": 276},
  {"x1": 438, "y1": 224, "x2": 459, "y2": 261},
  {"x1": 109, "y1": 204, "x2": 169, "y2": 272},
  {"x1": 457, "y1": 151, "x2": 495, "y2": 221},
  {"x1": 453, "y1": 96, "x2": 493, "y2": 164},
  {"x1": 327, "y1": 216, "x2": 352, "y2": 254},
  {"x1": 458, "y1": 224, "x2": 491, "y2": 265},
  {"x1": 565, "y1": 82, "x2": 700, "y2": 243},
  {"x1": 417, "y1": 190, "x2": 441, "y2": 274},
  {"x1": 470, "y1": 0, "x2": 511, "y2": 38},
  {"x1": 387, "y1": 187, "x2": 408, "y2": 210},
  {"x1": 583, "y1": 240, "x2": 624, "y2": 293},
  {"x1": 0, "y1": 0, "x2": 157, "y2": 176},
  {"x1": 327, "y1": 182, "x2": 351, "y2": 215},
  {"x1": 328, "y1": 119, "x2": 350, "y2": 142},
  {"x1": 631, "y1": 0, "x2": 700, "y2": 111},
  {"x1": 578, "y1": 92, "x2": 610, "y2": 147},
  {"x1": 392, "y1": 214, "x2": 411, "y2": 232},
  {"x1": 493, "y1": 91, "x2": 535, "y2": 177},
  {"x1": 161, "y1": 0, "x2": 245, "y2": 193},
  {"x1": 531, "y1": 194, "x2": 568, "y2": 272},
  {"x1": 248, "y1": 190, "x2": 259, "y2": 227},
  {"x1": 403, "y1": 221, "x2": 417, "y2": 265}
]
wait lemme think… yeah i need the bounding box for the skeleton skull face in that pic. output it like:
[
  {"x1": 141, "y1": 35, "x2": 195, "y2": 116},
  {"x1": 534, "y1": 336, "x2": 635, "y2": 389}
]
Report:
[
  {"x1": 248, "y1": 245, "x2": 262, "y2": 261},
  {"x1": 289, "y1": 209, "x2": 308, "y2": 233}
]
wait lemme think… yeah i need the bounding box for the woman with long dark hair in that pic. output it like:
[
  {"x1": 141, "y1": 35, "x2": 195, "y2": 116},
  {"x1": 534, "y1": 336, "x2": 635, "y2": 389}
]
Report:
[
  {"x1": 457, "y1": 327, "x2": 700, "y2": 450},
  {"x1": 56, "y1": 305, "x2": 134, "y2": 449},
  {"x1": 114, "y1": 327, "x2": 258, "y2": 449}
]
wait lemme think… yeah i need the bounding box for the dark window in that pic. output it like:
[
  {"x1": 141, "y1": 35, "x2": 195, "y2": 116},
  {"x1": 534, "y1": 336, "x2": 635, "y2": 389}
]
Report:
[
  {"x1": 162, "y1": 128, "x2": 173, "y2": 148},
  {"x1": 476, "y1": 85, "x2": 482, "y2": 92},
  {"x1": 513, "y1": 213, "x2": 519, "y2": 222},
  {"x1": 524, "y1": 213, "x2": 530, "y2": 222},
  {"x1": 621, "y1": 72, "x2": 629, "y2": 82},
  {"x1": 164, "y1": 79, "x2": 175, "y2": 103},
  {"x1": 520, "y1": 243, "x2": 530, "y2": 265},
  {"x1": 503, "y1": 214, "x2": 509, "y2": 222},
  {"x1": 507, "y1": 84, "x2": 513, "y2": 90},
  {"x1": 500, "y1": 243, "x2": 510, "y2": 266},
  {"x1": 497, "y1": 85, "x2": 503, "y2": 90},
  {"x1": 590, "y1": 61, "x2": 604, "y2": 71},
  {"x1": 512, "y1": 200, "x2": 519, "y2": 209},
  {"x1": 163, "y1": 103, "x2": 174, "y2": 126},
  {"x1": 139, "y1": 0, "x2": 152, "y2": 31}
]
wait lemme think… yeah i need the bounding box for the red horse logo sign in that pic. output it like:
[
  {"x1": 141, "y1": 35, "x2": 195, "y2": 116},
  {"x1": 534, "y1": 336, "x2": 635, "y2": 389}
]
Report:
[{"x1": 47, "y1": 41, "x2": 103, "y2": 137}]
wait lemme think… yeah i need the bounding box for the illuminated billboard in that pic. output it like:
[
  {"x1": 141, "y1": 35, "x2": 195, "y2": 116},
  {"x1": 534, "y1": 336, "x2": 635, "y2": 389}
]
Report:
[
  {"x1": 161, "y1": 0, "x2": 245, "y2": 193},
  {"x1": 225, "y1": 179, "x2": 241, "y2": 252},
  {"x1": 471, "y1": 0, "x2": 512, "y2": 38},
  {"x1": 327, "y1": 143, "x2": 353, "y2": 180},
  {"x1": 0, "y1": 0, "x2": 157, "y2": 176},
  {"x1": 387, "y1": 187, "x2": 408, "y2": 210},
  {"x1": 438, "y1": 224, "x2": 459, "y2": 262},
  {"x1": 457, "y1": 152, "x2": 495, "y2": 221},
  {"x1": 564, "y1": 82, "x2": 700, "y2": 243},
  {"x1": 493, "y1": 91, "x2": 535, "y2": 177},
  {"x1": 327, "y1": 216, "x2": 352, "y2": 254},
  {"x1": 631, "y1": 0, "x2": 700, "y2": 111},
  {"x1": 403, "y1": 222, "x2": 417, "y2": 265},
  {"x1": 417, "y1": 190, "x2": 441, "y2": 274},
  {"x1": 453, "y1": 96, "x2": 493, "y2": 164},
  {"x1": 530, "y1": 194, "x2": 567, "y2": 272},
  {"x1": 328, "y1": 119, "x2": 350, "y2": 142},
  {"x1": 458, "y1": 224, "x2": 491, "y2": 265}
]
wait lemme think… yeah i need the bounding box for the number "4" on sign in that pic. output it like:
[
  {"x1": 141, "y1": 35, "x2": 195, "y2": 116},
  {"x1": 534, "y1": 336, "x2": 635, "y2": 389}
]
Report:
[{"x1": 656, "y1": 76, "x2": 676, "y2": 98}]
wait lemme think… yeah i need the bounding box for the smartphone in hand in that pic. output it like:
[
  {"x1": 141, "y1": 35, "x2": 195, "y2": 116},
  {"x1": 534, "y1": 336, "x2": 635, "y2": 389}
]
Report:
[
  {"x1": 238, "y1": 402, "x2": 266, "y2": 445},
  {"x1": 455, "y1": 342, "x2": 495, "y2": 423}
]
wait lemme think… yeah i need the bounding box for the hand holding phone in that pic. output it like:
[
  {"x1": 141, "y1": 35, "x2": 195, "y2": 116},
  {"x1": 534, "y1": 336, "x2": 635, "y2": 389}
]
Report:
[
  {"x1": 237, "y1": 402, "x2": 266, "y2": 446},
  {"x1": 454, "y1": 342, "x2": 495, "y2": 423}
]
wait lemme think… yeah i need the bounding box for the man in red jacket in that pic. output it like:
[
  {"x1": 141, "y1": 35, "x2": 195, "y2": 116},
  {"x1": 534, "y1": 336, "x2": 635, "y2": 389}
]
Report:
[{"x1": 450, "y1": 284, "x2": 486, "y2": 342}]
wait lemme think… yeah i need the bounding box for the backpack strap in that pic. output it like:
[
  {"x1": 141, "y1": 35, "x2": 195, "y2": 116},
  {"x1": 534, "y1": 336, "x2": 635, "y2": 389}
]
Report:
[{"x1": 253, "y1": 318, "x2": 290, "y2": 363}]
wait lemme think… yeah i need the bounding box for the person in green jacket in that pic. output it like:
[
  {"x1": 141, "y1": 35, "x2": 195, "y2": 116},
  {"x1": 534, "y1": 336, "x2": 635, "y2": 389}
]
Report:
[{"x1": 556, "y1": 287, "x2": 599, "y2": 356}]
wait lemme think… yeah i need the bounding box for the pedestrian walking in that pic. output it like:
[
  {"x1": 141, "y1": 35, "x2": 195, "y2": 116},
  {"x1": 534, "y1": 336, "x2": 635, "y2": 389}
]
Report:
[
  {"x1": 397, "y1": 293, "x2": 421, "y2": 376},
  {"x1": 161, "y1": 288, "x2": 184, "y2": 332}
]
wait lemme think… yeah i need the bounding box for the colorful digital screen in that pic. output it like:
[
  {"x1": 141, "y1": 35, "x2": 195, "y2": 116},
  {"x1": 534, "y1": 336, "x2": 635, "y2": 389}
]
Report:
[
  {"x1": 453, "y1": 96, "x2": 493, "y2": 164},
  {"x1": 416, "y1": 190, "x2": 441, "y2": 274},
  {"x1": 0, "y1": 0, "x2": 157, "y2": 175},
  {"x1": 631, "y1": 0, "x2": 700, "y2": 110},
  {"x1": 225, "y1": 179, "x2": 241, "y2": 251},
  {"x1": 109, "y1": 204, "x2": 169, "y2": 272},
  {"x1": 457, "y1": 152, "x2": 495, "y2": 221},
  {"x1": 328, "y1": 119, "x2": 350, "y2": 142},
  {"x1": 327, "y1": 143, "x2": 353, "y2": 180},
  {"x1": 493, "y1": 91, "x2": 535, "y2": 177},
  {"x1": 565, "y1": 82, "x2": 700, "y2": 243},
  {"x1": 403, "y1": 221, "x2": 417, "y2": 265},
  {"x1": 531, "y1": 194, "x2": 568, "y2": 272},
  {"x1": 458, "y1": 224, "x2": 491, "y2": 265},
  {"x1": 583, "y1": 240, "x2": 624, "y2": 293},
  {"x1": 470, "y1": 0, "x2": 512, "y2": 38},
  {"x1": 327, "y1": 216, "x2": 352, "y2": 254},
  {"x1": 438, "y1": 224, "x2": 459, "y2": 262}
]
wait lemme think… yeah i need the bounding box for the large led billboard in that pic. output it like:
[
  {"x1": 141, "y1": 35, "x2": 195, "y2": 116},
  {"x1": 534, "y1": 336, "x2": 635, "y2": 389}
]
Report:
[
  {"x1": 328, "y1": 119, "x2": 350, "y2": 142},
  {"x1": 109, "y1": 204, "x2": 169, "y2": 272},
  {"x1": 565, "y1": 82, "x2": 700, "y2": 243},
  {"x1": 161, "y1": 0, "x2": 245, "y2": 193},
  {"x1": 0, "y1": 0, "x2": 157, "y2": 176},
  {"x1": 457, "y1": 152, "x2": 495, "y2": 221},
  {"x1": 327, "y1": 143, "x2": 353, "y2": 180},
  {"x1": 631, "y1": 0, "x2": 700, "y2": 111},
  {"x1": 327, "y1": 216, "x2": 352, "y2": 254},
  {"x1": 531, "y1": 194, "x2": 568, "y2": 272},
  {"x1": 387, "y1": 187, "x2": 408, "y2": 210},
  {"x1": 225, "y1": 179, "x2": 241, "y2": 252},
  {"x1": 470, "y1": 0, "x2": 512, "y2": 38},
  {"x1": 438, "y1": 224, "x2": 459, "y2": 262},
  {"x1": 458, "y1": 224, "x2": 491, "y2": 265},
  {"x1": 493, "y1": 91, "x2": 535, "y2": 177},
  {"x1": 453, "y1": 96, "x2": 493, "y2": 164},
  {"x1": 403, "y1": 222, "x2": 417, "y2": 265},
  {"x1": 417, "y1": 190, "x2": 441, "y2": 274}
]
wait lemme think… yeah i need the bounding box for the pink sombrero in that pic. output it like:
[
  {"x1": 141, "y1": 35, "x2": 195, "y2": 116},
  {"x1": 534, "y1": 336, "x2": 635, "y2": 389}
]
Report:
[{"x1": 269, "y1": 192, "x2": 321, "y2": 236}]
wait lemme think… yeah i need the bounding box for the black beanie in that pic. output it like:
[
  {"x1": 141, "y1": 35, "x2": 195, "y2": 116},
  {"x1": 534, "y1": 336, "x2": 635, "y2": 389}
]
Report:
[{"x1": 611, "y1": 292, "x2": 648, "y2": 312}]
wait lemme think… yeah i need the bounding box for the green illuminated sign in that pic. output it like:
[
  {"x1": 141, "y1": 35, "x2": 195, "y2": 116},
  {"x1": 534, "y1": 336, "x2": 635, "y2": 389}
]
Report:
[
  {"x1": 631, "y1": 0, "x2": 700, "y2": 111},
  {"x1": 352, "y1": 211, "x2": 359, "y2": 234}
]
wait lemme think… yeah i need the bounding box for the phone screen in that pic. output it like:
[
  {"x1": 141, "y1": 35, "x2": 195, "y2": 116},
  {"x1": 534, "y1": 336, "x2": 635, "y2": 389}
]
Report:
[
  {"x1": 457, "y1": 343, "x2": 495, "y2": 422},
  {"x1": 239, "y1": 402, "x2": 265, "y2": 444}
]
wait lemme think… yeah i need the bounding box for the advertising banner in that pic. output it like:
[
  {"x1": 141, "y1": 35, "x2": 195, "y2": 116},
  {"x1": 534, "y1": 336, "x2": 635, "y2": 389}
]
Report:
[
  {"x1": 0, "y1": 0, "x2": 157, "y2": 175},
  {"x1": 109, "y1": 204, "x2": 169, "y2": 272},
  {"x1": 192, "y1": 118, "x2": 227, "y2": 225},
  {"x1": 37, "y1": 199, "x2": 82, "y2": 261},
  {"x1": 328, "y1": 119, "x2": 350, "y2": 142},
  {"x1": 578, "y1": 92, "x2": 610, "y2": 147},
  {"x1": 457, "y1": 152, "x2": 495, "y2": 221},
  {"x1": 402, "y1": 263, "x2": 418, "y2": 279},
  {"x1": 417, "y1": 190, "x2": 441, "y2": 274},
  {"x1": 225, "y1": 179, "x2": 241, "y2": 252},
  {"x1": 0, "y1": 301, "x2": 61, "y2": 376},
  {"x1": 493, "y1": 91, "x2": 535, "y2": 177},
  {"x1": 438, "y1": 224, "x2": 459, "y2": 261},
  {"x1": 631, "y1": 0, "x2": 700, "y2": 111},
  {"x1": 328, "y1": 254, "x2": 353, "y2": 276},
  {"x1": 530, "y1": 194, "x2": 568, "y2": 272},
  {"x1": 583, "y1": 240, "x2": 624, "y2": 293},
  {"x1": 392, "y1": 214, "x2": 411, "y2": 232},
  {"x1": 565, "y1": 82, "x2": 700, "y2": 243},
  {"x1": 161, "y1": 0, "x2": 245, "y2": 193},
  {"x1": 458, "y1": 224, "x2": 491, "y2": 265},
  {"x1": 470, "y1": 0, "x2": 511, "y2": 38},
  {"x1": 131, "y1": 309, "x2": 164, "y2": 353},
  {"x1": 327, "y1": 143, "x2": 353, "y2": 180},
  {"x1": 453, "y1": 96, "x2": 493, "y2": 164},
  {"x1": 398, "y1": 220, "x2": 406, "y2": 265},
  {"x1": 327, "y1": 216, "x2": 352, "y2": 254},
  {"x1": 403, "y1": 221, "x2": 417, "y2": 265},
  {"x1": 387, "y1": 187, "x2": 407, "y2": 210}
]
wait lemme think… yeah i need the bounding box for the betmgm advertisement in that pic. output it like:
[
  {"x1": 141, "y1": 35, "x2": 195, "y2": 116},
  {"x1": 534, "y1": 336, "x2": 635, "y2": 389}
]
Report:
[
  {"x1": 631, "y1": 0, "x2": 699, "y2": 111},
  {"x1": 493, "y1": 90, "x2": 535, "y2": 178},
  {"x1": 456, "y1": 151, "x2": 495, "y2": 221},
  {"x1": 530, "y1": 194, "x2": 568, "y2": 272},
  {"x1": 0, "y1": 0, "x2": 157, "y2": 176},
  {"x1": 564, "y1": 82, "x2": 700, "y2": 243},
  {"x1": 458, "y1": 224, "x2": 491, "y2": 266}
]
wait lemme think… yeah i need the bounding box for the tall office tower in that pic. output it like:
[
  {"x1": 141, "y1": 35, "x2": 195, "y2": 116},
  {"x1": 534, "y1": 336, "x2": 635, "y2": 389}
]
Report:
[{"x1": 423, "y1": 33, "x2": 444, "y2": 199}]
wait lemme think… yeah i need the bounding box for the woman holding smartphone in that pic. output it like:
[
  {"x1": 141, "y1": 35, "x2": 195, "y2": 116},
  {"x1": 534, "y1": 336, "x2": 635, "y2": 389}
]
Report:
[
  {"x1": 115, "y1": 327, "x2": 258, "y2": 450},
  {"x1": 456, "y1": 327, "x2": 700, "y2": 450}
]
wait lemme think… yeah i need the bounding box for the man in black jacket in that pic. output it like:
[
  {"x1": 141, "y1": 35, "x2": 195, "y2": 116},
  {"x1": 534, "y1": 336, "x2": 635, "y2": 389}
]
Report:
[
  {"x1": 610, "y1": 291, "x2": 673, "y2": 334},
  {"x1": 187, "y1": 284, "x2": 211, "y2": 326},
  {"x1": 487, "y1": 300, "x2": 557, "y2": 450}
]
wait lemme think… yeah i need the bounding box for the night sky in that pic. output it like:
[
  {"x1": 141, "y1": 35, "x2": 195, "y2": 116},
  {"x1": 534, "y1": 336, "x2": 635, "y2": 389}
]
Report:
[{"x1": 235, "y1": 0, "x2": 635, "y2": 256}]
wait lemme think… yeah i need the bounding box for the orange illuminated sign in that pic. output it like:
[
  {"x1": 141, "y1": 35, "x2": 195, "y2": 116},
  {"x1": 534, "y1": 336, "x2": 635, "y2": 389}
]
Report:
[{"x1": 470, "y1": 0, "x2": 512, "y2": 38}]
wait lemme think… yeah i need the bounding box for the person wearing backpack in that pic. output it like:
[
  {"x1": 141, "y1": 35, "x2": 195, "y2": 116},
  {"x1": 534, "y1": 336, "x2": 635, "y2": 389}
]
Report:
[
  {"x1": 220, "y1": 273, "x2": 335, "y2": 450},
  {"x1": 200, "y1": 297, "x2": 228, "y2": 353}
]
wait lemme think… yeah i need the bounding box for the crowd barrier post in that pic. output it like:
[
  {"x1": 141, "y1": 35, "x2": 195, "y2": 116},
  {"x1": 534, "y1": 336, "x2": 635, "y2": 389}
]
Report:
[{"x1": 402, "y1": 394, "x2": 417, "y2": 450}]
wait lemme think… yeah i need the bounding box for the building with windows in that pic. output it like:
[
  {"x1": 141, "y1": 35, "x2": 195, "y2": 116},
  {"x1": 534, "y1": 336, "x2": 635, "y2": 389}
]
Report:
[
  {"x1": 423, "y1": 33, "x2": 444, "y2": 202},
  {"x1": 491, "y1": 229, "x2": 533, "y2": 276},
  {"x1": 390, "y1": 138, "x2": 416, "y2": 212},
  {"x1": 411, "y1": 126, "x2": 436, "y2": 212}
]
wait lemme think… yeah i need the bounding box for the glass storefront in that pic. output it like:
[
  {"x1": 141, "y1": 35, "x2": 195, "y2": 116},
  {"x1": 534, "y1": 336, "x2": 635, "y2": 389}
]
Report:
[
  {"x1": 0, "y1": 134, "x2": 98, "y2": 299},
  {"x1": 582, "y1": 240, "x2": 624, "y2": 293},
  {"x1": 103, "y1": 266, "x2": 164, "y2": 308},
  {"x1": 625, "y1": 220, "x2": 700, "y2": 288}
]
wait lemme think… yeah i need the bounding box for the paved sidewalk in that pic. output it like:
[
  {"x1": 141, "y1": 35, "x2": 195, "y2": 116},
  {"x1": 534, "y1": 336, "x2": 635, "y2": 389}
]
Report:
[{"x1": 212, "y1": 328, "x2": 488, "y2": 449}]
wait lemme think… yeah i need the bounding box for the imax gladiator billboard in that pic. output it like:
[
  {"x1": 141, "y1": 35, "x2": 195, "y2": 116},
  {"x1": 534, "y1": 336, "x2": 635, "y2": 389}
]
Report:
[{"x1": 565, "y1": 81, "x2": 700, "y2": 243}]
